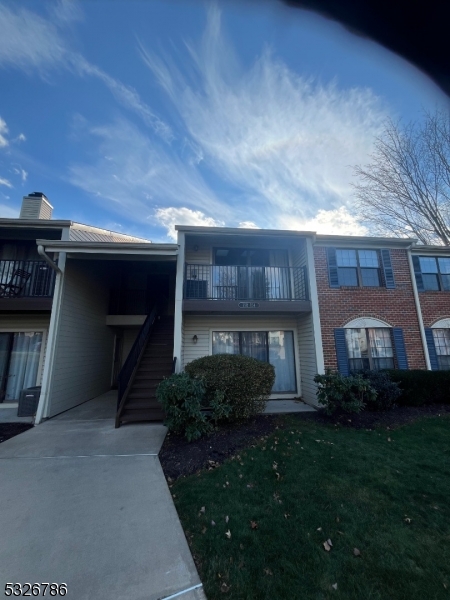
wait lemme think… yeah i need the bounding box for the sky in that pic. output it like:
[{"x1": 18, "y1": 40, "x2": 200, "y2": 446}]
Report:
[{"x1": 0, "y1": 0, "x2": 448, "y2": 242}]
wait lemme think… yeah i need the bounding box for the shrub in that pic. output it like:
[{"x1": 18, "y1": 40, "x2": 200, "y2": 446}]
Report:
[
  {"x1": 357, "y1": 370, "x2": 402, "y2": 411},
  {"x1": 156, "y1": 373, "x2": 212, "y2": 441},
  {"x1": 185, "y1": 354, "x2": 275, "y2": 421},
  {"x1": 385, "y1": 370, "x2": 450, "y2": 406},
  {"x1": 314, "y1": 370, "x2": 376, "y2": 415}
]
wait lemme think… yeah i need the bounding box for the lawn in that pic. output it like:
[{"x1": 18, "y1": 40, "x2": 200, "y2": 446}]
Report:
[{"x1": 170, "y1": 414, "x2": 450, "y2": 599}]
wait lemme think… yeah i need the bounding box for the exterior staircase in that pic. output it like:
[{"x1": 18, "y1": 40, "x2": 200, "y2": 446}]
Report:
[{"x1": 116, "y1": 315, "x2": 174, "y2": 426}]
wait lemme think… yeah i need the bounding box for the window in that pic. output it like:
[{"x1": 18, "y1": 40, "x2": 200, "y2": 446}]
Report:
[
  {"x1": 336, "y1": 249, "x2": 381, "y2": 287},
  {"x1": 432, "y1": 329, "x2": 450, "y2": 370},
  {"x1": 418, "y1": 256, "x2": 450, "y2": 291},
  {"x1": 345, "y1": 328, "x2": 395, "y2": 371},
  {"x1": 212, "y1": 330, "x2": 296, "y2": 393}
]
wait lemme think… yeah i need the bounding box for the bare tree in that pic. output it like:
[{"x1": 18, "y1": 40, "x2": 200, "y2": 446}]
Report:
[{"x1": 353, "y1": 109, "x2": 450, "y2": 245}]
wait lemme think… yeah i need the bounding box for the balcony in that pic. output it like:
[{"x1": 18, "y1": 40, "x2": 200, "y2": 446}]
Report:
[
  {"x1": 183, "y1": 264, "x2": 311, "y2": 314},
  {"x1": 0, "y1": 260, "x2": 56, "y2": 310}
]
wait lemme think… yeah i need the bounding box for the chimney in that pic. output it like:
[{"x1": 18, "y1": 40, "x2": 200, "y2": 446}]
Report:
[{"x1": 19, "y1": 192, "x2": 53, "y2": 220}]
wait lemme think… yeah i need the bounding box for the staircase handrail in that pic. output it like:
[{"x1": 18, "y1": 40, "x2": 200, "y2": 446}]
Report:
[{"x1": 117, "y1": 306, "x2": 158, "y2": 410}]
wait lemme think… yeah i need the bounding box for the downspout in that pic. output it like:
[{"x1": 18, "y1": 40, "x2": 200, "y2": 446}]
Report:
[
  {"x1": 37, "y1": 244, "x2": 62, "y2": 274},
  {"x1": 407, "y1": 246, "x2": 431, "y2": 370}
]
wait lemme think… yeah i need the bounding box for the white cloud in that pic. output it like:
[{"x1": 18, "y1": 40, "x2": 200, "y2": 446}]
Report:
[
  {"x1": 239, "y1": 221, "x2": 259, "y2": 229},
  {"x1": 0, "y1": 203, "x2": 18, "y2": 217},
  {"x1": 14, "y1": 133, "x2": 26, "y2": 143},
  {"x1": 277, "y1": 206, "x2": 368, "y2": 235},
  {"x1": 0, "y1": 117, "x2": 9, "y2": 147},
  {"x1": 0, "y1": 177, "x2": 12, "y2": 188},
  {"x1": 154, "y1": 206, "x2": 224, "y2": 241}
]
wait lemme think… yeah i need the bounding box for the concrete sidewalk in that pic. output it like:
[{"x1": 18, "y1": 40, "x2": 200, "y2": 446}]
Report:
[{"x1": 0, "y1": 392, "x2": 205, "y2": 600}]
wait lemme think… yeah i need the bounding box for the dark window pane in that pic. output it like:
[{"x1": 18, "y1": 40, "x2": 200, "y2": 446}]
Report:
[
  {"x1": 349, "y1": 358, "x2": 370, "y2": 372},
  {"x1": 338, "y1": 267, "x2": 358, "y2": 286},
  {"x1": 373, "y1": 357, "x2": 395, "y2": 370},
  {"x1": 437, "y1": 355, "x2": 450, "y2": 370},
  {"x1": 422, "y1": 273, "x2": 440, "y2": 290},
  {"x1": 361, "y1": 268, "x2": 380, "y2": 287},
  {"x1": 241, "y1": 331, "x2": 267, "y2": 362},
  {"x1": 441, "y1": 274, "x2": 450, "y2": 291},
  {"x1": 212, "y1": 332, "x2": 240, "y2": 355}
]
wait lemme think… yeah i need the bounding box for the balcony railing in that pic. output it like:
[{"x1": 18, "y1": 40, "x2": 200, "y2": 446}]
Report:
[
  {"x1": 184, "y1": 264, "x2": 309, "y2": 301},
  {"x1": 0, "y1": 260, "x2": 56, "y2": 298}
]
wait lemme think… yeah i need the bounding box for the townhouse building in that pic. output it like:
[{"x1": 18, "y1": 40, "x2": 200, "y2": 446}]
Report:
[{"x1": 1, "y1": 193, "x2": 449, "y2": 426}]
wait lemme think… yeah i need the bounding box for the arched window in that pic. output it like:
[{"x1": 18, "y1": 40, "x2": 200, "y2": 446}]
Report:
[
  {"x1": 343, "y1": 318, "x2": 394, "y2": 371},
  {"x1": 428, "y1": 319, "x2": 450, "y2": 370}
]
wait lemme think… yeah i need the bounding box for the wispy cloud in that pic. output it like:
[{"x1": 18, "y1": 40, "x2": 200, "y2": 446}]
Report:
[
  {"x1": 277, "y1": 206, "x2": 368, "y2": 235},
  {"x1": 0, "y1": 177, "x2": 13, "y2": 188},
  {"x1": 0, "y1": 2, "x2": 170, "y2": 139},
  {"x1": 0, "y1": 202, "x2": 18, "y2": 217},
  {"x1": 68, "y1": 117, "x2": 226, "y2": 222},
  {"x1": 0, "y1": 117, "x2": 9, "y2": 147},
  {"x1": 139, "y1": 4, "x2": 388, "y2": 231}
]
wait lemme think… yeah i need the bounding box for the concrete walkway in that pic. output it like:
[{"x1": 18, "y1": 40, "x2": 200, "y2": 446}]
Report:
[
  {"x1": 0, "y1": 392, "x2": 205, "y2": 600},
  {"x1": 264, "y1": 399, "x2": 316, "y2": 414}
]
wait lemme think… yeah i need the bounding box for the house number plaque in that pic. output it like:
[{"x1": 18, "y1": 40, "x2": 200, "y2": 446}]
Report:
[{"x1": 238, "y1": 302, "x2": 260, "y2": 308}]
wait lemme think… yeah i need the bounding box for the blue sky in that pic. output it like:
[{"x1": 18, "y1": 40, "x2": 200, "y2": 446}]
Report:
[{"x1": 0, "y1": 0, "x2": 448, "y2": 241}]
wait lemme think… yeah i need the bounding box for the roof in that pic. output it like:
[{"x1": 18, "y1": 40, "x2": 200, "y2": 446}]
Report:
[
  {"x1": 315, "y1": 234, "x2": 417, "y2": 248},
  {"x1": 37, "y1": 240, "x2": 178, "y2": 257},
  {"x1": 411, "y1": 244, "x2": 450, "y2": 254},
  {"x1": 175, "y1": 225, "x2": 316, "y2": 237}
]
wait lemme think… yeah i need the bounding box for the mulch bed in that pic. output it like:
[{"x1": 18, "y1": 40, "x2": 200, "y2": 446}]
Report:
[
  {"x1": 159, "y1": 403, "x2": 450, "y2": 481},
  {"x1": 0, "y1": 423, "x2": 34, "y2": 444}
]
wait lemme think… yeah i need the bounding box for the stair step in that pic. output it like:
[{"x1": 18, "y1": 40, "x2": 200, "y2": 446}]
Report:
[
  {"x1": 135, "y1": 374, "x2": 170, "y2": 381},
  {"x1": 128, "y1": 390, "x2": 159, "y2": 399},
  {"x1": 120, "y1": 408, "x2": 164, "y2": 422},
  {"x1": 126, "y1": 400, "x2": 162, "y2": 410},
  {"x1": 131, "y1": 381, "x2": 161, "y2": 390}
]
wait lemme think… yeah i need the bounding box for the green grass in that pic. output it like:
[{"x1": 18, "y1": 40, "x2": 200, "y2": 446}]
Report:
[{"x1": 171, "y1": 415, "x2": 450, "y2": 599}]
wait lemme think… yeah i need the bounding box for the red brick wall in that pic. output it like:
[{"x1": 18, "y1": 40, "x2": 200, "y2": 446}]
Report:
[
  {"x1": 314, "y1": 246, "x2": 427, "y2": 370},
  {"x1": 418, "y1": 291, "x2": 450, "y2": 328}
]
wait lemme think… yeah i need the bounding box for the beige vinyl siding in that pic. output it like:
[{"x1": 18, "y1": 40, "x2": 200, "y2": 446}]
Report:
[
  {"x1": 297, "y1": 313, "x2": 319, "y2": 406},
  {"x1": 182, "y1": 315, "x2": 302, "y2": 397},
  {"x1": 46, "y1": 260, "x2": 115, "y2": 417},
  {"x1": 0, "y1": 314, "x2": 51, "y2": 389}
]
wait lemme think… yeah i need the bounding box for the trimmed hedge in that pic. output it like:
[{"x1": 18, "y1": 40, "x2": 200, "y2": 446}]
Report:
[
  {"x1": 385, "y1": 370, "x2": 450, "y2": 406},
  {"x1": 357, "y1": 370, "x2": 402, "y2": 411},
  {"x1": 185, "y1": 354, "x2": 275, "y2": 421}
]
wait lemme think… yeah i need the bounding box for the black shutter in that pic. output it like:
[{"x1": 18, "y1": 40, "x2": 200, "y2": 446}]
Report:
[
  {"x1": 380, "y1": 249, "x2": 395, "y2": 288},
  {"x1": 392, "y1": 328, "x2": 409, "y2": 370},
  {"x1": 327, "y1": 248, "x2": 339, "y2": 288},
  {"x1": 424, "y1": 328, "x2": 439, "y2": 371},
  {"x1": 412, "y1": 256, "x2": 425, "y2": 291},
  {"x1": 334, "y1": 328, "x2": 349, "y2": 375}
]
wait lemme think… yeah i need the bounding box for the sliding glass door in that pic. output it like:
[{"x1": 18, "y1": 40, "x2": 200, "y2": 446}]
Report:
[
  {"x1": 0, "y1": 332, "x2": 43, "y2": 402},
  {"x1": 212, "y1": 330, "x2": 296, "y2": 393}
]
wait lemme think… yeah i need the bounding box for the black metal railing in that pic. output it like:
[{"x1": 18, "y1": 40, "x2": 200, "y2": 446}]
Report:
[
  {"x1": 117, "y1": 306, "x2": 157, "y2": 410},
  {"x1": 0, "y1": 260, "x2": 56, "y2": 298},
  {"x1": 184, "y1": 264, "x2": 309, "y2": 301}
]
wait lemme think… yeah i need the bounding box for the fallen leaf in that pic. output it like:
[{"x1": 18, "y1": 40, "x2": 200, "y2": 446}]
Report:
[
  {"x1": 225, "y1": 529, "x2": 231, "y2": 539},
  {"x1": 225, "y1": 515, "x2": 229, "y2": 523},
  {"x1": 336, "y1": 517, "x2": 340, "y2": 523},
  {"x1": 317, "y1": 527, "x2": 322, "y2": 532},
  {"x1": 250, "y1": 520, "x2": 258, "y2": 529},
  {"x1": 353, "y1": 548, "x2": 361, "y2": 556},
  {"x1": 201, "y1": 526, "x2": 207, "y2": 534},
  {"x1": 323, "y1": 541, "x2": 331, "y2": 552},
  {"x1": 404, "y1": 517, "x2": 412, "y2": 523},
  {"x1": 331, "y1": 583, "x2": 338, "y2": 590},
  {"x1": 264, "y1": 568, "x2": 273, "y2": 576},
  {"x1": 239, "y1": 543, "x2": 244, "y2": 550},
  {"x1": 328, "y1": 538, "x2": 333, "y2": 547},
  {"x1": 275, "y1": 472, "x2": 281, "y2": 480},
  {"x1": 220, "y1": 582, "x2": 230, "y2": 593},
  {"x1": 200, "y1": 506, "x2": 205, "y2": 513},
  {"x1": 387, "y1": 437, "x2": 392, "y2": 442},
  {"x1": 284, "y1": 513, "x2": 290, "y2": 519}
]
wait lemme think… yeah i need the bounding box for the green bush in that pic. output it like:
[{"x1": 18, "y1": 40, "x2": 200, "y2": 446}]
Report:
[
  {"x1": 314, "y1": 370, "x2": 376, "y2": 415},
  {"x1": 357, "y1": 370, "x2": 402, "y2": 411},
  {"x1": 385, "y1": 370, "x2": 450, "y2": 406},
  {"x1": 156, "y1": 373, "x2": 212, "y2": 441},
  {"x1": 185, "y1": 354, "x2": 275, "y2": 421}
]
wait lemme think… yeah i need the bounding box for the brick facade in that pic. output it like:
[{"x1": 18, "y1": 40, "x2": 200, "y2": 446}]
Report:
[
  {"x1": 416, "y1": 290, "x2": 450, "y2": 328},
  {"x1": 314, "y1": 246, "x2": 427, "y2": 370}
]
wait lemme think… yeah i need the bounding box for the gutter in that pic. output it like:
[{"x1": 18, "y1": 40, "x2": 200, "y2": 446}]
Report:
[{"x1": 37, "y1": 244, "x2": 62, "y2": 274}]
